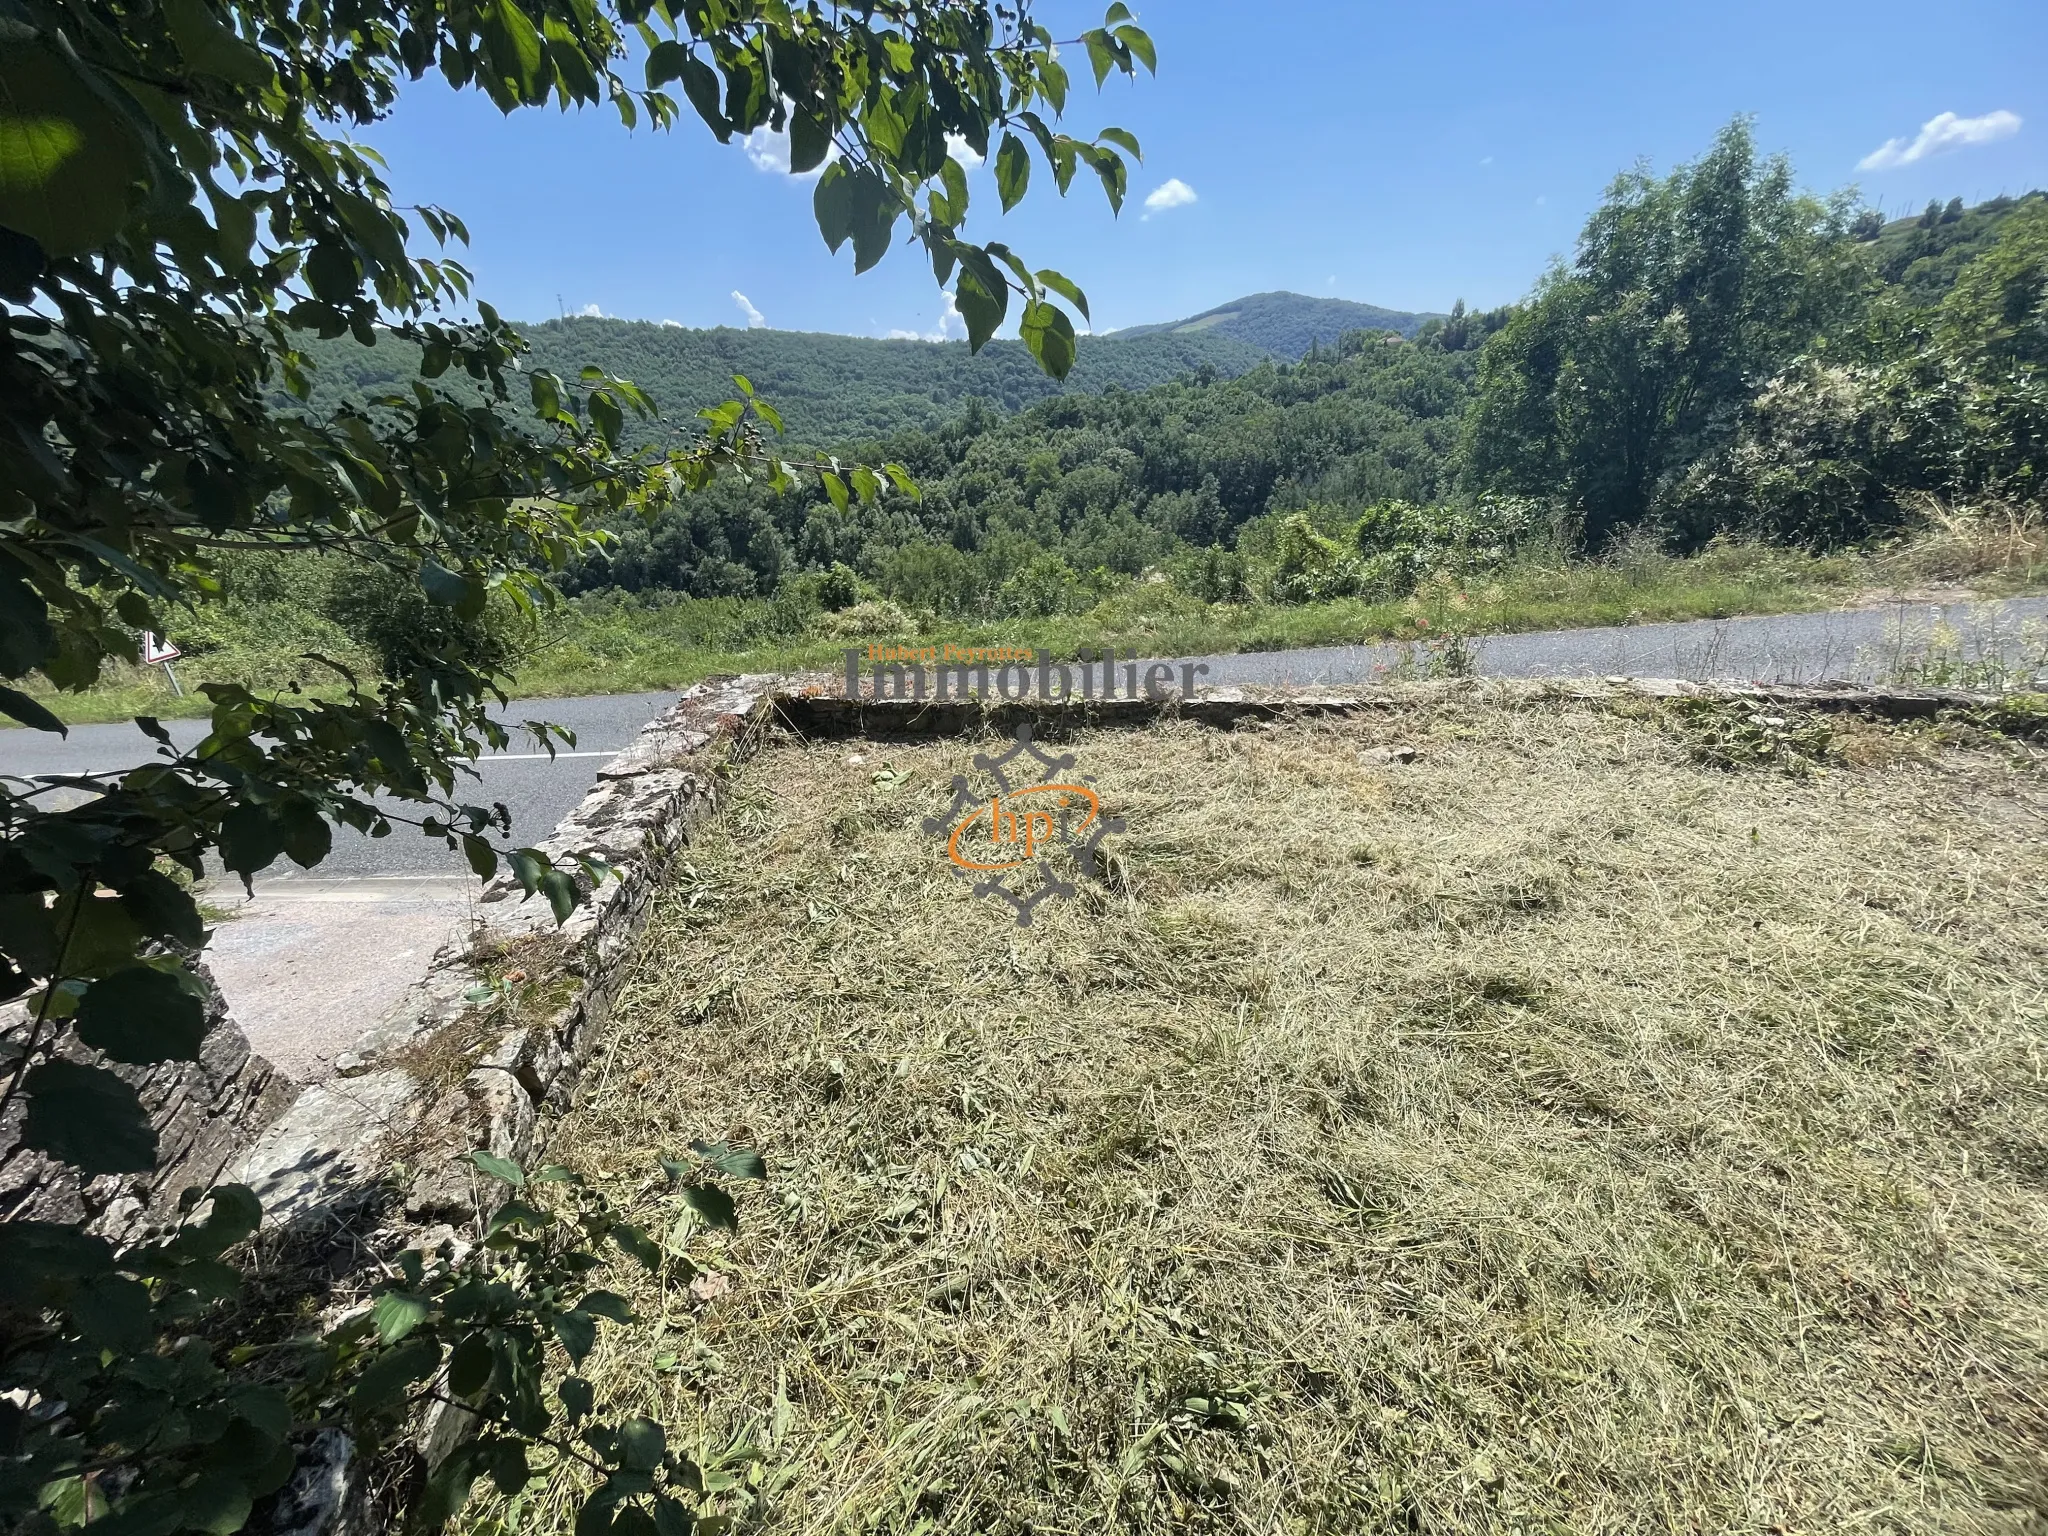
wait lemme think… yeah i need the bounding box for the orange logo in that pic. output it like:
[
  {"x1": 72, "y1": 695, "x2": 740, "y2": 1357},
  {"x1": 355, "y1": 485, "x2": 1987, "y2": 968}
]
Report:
[{"x1": 922, "y1": 727, "x2": 1123, "y2": 925}]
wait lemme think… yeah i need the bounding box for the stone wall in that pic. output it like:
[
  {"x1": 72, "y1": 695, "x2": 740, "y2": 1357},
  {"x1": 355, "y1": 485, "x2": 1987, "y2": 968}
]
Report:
[
  {"x1": 0, "y1": 963, "x2": 296, "y2": 1242},
  {"x1": 233, "y1": 674, "x2": 772, "y2": 1233}
]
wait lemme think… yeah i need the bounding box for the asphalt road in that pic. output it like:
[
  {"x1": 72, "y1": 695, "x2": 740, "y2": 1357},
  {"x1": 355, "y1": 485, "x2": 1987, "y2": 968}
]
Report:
[
  {"x1": 1, "y1": 689, "x2": 684, "y2": 879},
  {"x1": 1175, "y1": 594, "x2": 2048, "y2": 690}
]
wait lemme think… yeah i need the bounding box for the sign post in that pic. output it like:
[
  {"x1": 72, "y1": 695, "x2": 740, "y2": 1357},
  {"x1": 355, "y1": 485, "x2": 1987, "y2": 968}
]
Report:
[{"x1": 141, "y1": 632, "x2": 184, "y2": 697}]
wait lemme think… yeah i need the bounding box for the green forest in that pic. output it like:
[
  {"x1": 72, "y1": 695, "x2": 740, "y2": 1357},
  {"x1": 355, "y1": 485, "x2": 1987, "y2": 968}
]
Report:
[
  {"x1": 555, "y1": 123, "x2": 2048, "y2": 614},
  {"x1": 72, "y1": 122, "x2": 2048, "y2": 713}
]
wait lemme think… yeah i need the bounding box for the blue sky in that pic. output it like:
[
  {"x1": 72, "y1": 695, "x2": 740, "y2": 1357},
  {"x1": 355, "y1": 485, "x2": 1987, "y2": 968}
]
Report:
[{"x1": 360, "y1": 0, "x2": 2047, "y2": 338}]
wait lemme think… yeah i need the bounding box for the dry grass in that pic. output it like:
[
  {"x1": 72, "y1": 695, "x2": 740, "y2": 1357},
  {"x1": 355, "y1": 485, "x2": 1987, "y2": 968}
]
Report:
[{"x1": 489, "y1": 694, "x2": 2048, "y2": 1535}]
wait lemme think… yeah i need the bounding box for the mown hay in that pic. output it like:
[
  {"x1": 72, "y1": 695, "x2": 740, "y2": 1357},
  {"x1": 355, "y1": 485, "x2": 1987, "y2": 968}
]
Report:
[{"x1": 492, "y1": 695, "x2": 2048, "y2": 1535}]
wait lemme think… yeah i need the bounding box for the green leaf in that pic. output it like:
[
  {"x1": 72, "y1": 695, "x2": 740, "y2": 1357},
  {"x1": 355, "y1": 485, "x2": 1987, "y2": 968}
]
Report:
[
  {"x1": 462, "y1": 834, "x2": 499, "y2": 881},
  {"x1": 350, "y1": 1336, "x2": 442, "y2": 1413},
  {"x1": 1114, "y1": 25, "x2": 1156, "y2": 73},
  {"x1": 589, "y1": 390, "x2": 624, "y2": 447},
  {"x1": 689, "y1": 1139, "x2": 767, "y2": 1180},
  {"x1": 75, "y1": 964, "x2": 209, "y2": 1064},
  {"x1": 372, "y1": 1290, "x2": 431, "y2": 1344},
  {"x1": 176, "y1": 1472, "x2": 255, "y2": 1536},
  {"x1": 1097, "y1": 126, "x2": 1143, "y2": 161},
  {"x1": 0, "y1": 34, "x2": 157, "y2": 258},
  {"x1": 610, "y1": 1221, "x2": 663, "y2": 1270},
  {"x1": 617, "y1": 1416, "x2": 666, "y2": 1472},
  {"x1": 184, "y1": 1183, "x2": 262, "y2": 1254},
  {"x1": 679, "y1": 1183, "x2": 738, "y2": 1232},
  {"x1": 1035, "y1": 268, "x2": 1091, "y2": 323},
  {"x1": 420, "y1": 559, "x2": 468, "y2": 606},
  {"x1": 0, "y1": 684, "x2": 64, "y2": 733},
  {"x1": 71, "y1": 1273, "x2": 153, "y2": 1352},
  {"x1": 22, "y1": 1059, "x2": 156, "y2": 1172},
  {"x1": 821, "y1": 471, "x2": 850, "y2": 513},
  {"x1": 644, "y1": 39, "x2": 689, "y2": 88},
  {"x1": 470, "y1": 1149, "x2": 526, "y2": 1186},
  {"x1": 558, "y1": 1375, "x2": 596, "y2": 1421},
  {"x1": 552, "y1": 1309, "x2": 597, "y2": 1363},
  {"x1": 218, "y1": 802, "x2": 284, "y2": 879},
  {"x1": 678, "y1": 57, "x2": 728, "y2": 139},
  {"x1": 812, "y1": 161, "x2": 854, "y2": 251},
  {"x1": 1020, "y1": 300, "x2": 1078, "y2": 381},
  {"x1": 540, "y1": 868, "x2": 578, "y2": 924},
  {"x1": 845, "y1": 165, "x2": 895, "y2": 274},
  {"x1": 579, "y1": 1288, "x2": 634, "y2": 1322},
  {"x1": 652, "y1": 1495, "x2": 695, "y2": 1536},
  {"x1": 788, "y1": 107, "x2": 830, "y2": 175},
  {"x1": 450, "y1": 1332, "x2": 495, "y2": 1396},
  {"x1": 487, "y1": 1438, "x2": 532, "y2": 1495},
  {"x1": 994, "y1": 132, "x2": 1030, "y2": 213},
  {"x1": 163, "y1": 0, "x2": 272, "y2": 87},
  {"x1": 954, "y1": 266, "x2": 1006, "y2": 353},
  {"x1": 486, "y1": 0, "x2": 547, "y2": 99},
  {"x1": 277, "y1": 795, "x2": 332, "y2": 868},
  {"x1": 1083, "y1": 30, "x2": 1117, "y2": 88}
]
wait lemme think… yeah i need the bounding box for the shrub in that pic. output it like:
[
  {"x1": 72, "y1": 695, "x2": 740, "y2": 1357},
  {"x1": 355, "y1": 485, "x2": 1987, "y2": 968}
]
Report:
[{"x1": 324, "y1": 563, "x2": 514, "y2": 680}]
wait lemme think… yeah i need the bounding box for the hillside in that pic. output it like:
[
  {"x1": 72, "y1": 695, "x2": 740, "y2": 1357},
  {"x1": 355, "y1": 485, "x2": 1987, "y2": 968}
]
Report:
[
  {"x1": 1111, "y1": 290, "x2": 1443, "y2": 357},
  {"x1": 1864, "y1": 190, "x2": 2047, "y2": 306},
  {"x1": 293, "y1": 319, "x2": 1269, "y2": 451}
]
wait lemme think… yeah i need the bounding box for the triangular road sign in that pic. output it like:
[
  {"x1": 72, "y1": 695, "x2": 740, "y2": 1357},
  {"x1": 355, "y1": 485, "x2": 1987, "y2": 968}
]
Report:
[{"x1": 142, "y1": 632, "x2": 182, "y2": 665}]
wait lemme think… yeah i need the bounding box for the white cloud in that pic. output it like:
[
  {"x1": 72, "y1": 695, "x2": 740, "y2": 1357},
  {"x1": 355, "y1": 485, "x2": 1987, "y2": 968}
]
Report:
[
  {"x1": 731, "y1": 291, "x2": 767, "y2": 329},
  {"x1": 887, "y1": 290, "x2": 968, "y2": 343},
  {"x1": 945, "y1": 134, "x2": 985, "y2": 170},
  {"x1": 1858, "y1": 109, "x2": 2021, "y2": 171},
  {"x1": 739, "y1": 124, "x2": 836, "y2": 180},
  {"x1": 1141, "y1": 177, "x2": 1198, "y2": 219},
  {"x1": 576, "y1": 303, "x2": 604, "y2": 318},
  {"x1": 1479, "y1": 155, "x2": 1495, "y2": 166},
  {"x1": 1534, "y1": 195, "x2": 1546, "y2": 206},
  {"x1": 661, "y1": 318, "x2": 682, "y2": 329}
]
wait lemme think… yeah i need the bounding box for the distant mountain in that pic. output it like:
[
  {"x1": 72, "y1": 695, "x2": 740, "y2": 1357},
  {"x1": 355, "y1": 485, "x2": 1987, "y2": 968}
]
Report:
[
  {"x1": 294, "y1": 318, "x2": 1270, "y2": 451},
  {"x1": 1109, "y1": 291, "x2": 1444, "y2": 358}
]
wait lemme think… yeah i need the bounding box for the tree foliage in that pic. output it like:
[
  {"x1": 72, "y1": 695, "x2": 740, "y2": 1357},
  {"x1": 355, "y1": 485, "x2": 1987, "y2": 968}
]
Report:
[
  {"x1": 1464, "y1": 120, "x2": 1869, "y2": 544},
  {"x1": 1, "y1": 0, "x2": 1154, "y2": 1527}
]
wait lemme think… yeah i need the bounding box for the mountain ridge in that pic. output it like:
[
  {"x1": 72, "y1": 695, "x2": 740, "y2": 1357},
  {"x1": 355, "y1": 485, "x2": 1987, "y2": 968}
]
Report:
[{"x1": 1109, "y1": 290, "x2": 1445, "y2": 358}]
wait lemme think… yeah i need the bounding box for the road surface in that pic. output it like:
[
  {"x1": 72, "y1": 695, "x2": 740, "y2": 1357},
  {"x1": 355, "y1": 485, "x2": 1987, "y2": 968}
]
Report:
[
  {"x1": 1, "y1": 692, "x2": 683, "y2": 1079},
  {"x1": 1175, "y1": 594, "x2": 2048, "y2": 690}
]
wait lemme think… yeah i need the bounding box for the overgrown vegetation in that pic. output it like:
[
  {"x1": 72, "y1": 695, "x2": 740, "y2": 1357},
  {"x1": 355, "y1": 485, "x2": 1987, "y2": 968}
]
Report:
[
  {"x1": 35, "y1": 510, "x2": 2046, "y2": 725},
  {"x1": 503, "y1": 701, "x2": 2048, "y2": 1533}
]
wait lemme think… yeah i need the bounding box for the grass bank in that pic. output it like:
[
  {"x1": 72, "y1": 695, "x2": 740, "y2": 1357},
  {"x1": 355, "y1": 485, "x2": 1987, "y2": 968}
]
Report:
[
  {"x1": 19, "y1": 519, "x2": 2048, "y2": 727},
  {"x1": 488, "y1": 695, "x2": 2048, "y2": 1533}
]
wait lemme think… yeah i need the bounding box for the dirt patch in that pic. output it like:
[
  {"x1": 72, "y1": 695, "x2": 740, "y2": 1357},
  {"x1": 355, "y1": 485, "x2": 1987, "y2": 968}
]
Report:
[{"x1": 496, "y1": 698, "x2": 2048, "y2": 1534}]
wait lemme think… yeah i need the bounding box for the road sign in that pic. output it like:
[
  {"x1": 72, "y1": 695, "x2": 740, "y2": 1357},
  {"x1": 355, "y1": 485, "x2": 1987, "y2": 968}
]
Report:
[{"x1": 142, "y1": 632, "x2": 182, "y2": 665}]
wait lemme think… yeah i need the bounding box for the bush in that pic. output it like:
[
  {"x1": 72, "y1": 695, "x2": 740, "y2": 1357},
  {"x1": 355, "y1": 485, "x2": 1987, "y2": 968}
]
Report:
[
  {"x1": 324, "y1": 563, "x2": 515, "y2": 680},
  {"x1": 1001, "y1": 553, "x2": 1088, "y2": 616}
]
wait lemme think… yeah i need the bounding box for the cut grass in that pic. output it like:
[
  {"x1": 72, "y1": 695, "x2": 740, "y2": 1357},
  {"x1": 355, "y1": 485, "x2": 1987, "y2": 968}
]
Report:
[{"x1": 490, "y1": 693, "x2": 2048, "y2": 1534}]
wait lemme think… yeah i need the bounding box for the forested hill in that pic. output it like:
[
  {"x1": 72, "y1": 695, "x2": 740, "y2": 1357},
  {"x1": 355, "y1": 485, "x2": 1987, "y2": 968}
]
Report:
[
  {"x1": 294, "y1": 319, "x2": 1269, "y2": 451},
  {"x1": 1110, "y1": 291, "x2": 1443, "y2": 357},
  {"x1": 1863, "y1": 190, "x2": 2047, "y2": 306}
]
